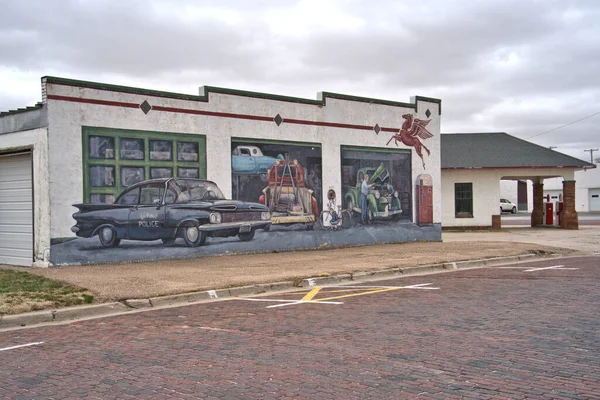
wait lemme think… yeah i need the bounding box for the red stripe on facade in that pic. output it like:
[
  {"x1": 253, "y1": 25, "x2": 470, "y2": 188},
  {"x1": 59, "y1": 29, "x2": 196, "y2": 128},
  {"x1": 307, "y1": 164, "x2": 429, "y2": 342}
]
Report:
[
  {"x1": 47, "y1": 95, "x2": 403, "y2": 132},
  {"x1": 150, "y1": 105, "x2": 273, "y2": 122},
  {"x1": 283, "y1": 118, "x2": 374, "y2": 130},
  {"x1": 46, "y1": 95, "x2": 139, "y2": 109}
]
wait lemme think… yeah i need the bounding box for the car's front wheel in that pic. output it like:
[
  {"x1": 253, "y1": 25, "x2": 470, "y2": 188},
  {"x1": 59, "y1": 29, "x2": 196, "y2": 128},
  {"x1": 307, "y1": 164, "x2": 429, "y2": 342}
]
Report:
[
  {"x1": 98, "y1": 225, "x2": 120, "y2": 248},
  {"x1": 238, "y1": 230, "x2": 255, "y2": 242},
  {"x1": 511, "y1": 206, "x2": 517, "y2": 214},
  {"x1": 182, "y1": 225, "x2": 207, "y2": 247}
]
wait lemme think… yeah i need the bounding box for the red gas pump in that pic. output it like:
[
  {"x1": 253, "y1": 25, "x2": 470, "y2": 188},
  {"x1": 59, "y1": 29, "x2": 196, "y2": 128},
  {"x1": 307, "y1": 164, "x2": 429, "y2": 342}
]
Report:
[
  {"x1": 415, "y1": 174, "x2": 433, "y2": 226},
  {"x1": 545, "y1": 202, "x2": 554, "y2": 225}
]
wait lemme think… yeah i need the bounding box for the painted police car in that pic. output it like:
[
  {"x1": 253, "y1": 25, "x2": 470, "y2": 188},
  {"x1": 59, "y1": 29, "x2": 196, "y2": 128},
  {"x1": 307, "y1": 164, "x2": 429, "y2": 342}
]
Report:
[{"x1": 71, "y1": 178, "x2": 271, "y2": 248}]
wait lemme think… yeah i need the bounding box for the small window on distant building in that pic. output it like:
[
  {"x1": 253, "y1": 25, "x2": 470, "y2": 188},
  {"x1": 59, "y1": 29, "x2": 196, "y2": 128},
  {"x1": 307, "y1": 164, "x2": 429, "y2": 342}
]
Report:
[{"x1": 455, "y1": 183, "x2": 473, "y2": 218}]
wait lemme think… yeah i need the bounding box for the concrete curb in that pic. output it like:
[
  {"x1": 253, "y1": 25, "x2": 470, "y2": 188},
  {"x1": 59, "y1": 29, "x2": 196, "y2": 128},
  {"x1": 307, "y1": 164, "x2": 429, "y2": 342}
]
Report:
[
  {"x1": 0, "y1": 303, "x2": 129, "y2": 330},
  {"x1": 0, "y1": 252, "x2": 552, "y2": 330}
]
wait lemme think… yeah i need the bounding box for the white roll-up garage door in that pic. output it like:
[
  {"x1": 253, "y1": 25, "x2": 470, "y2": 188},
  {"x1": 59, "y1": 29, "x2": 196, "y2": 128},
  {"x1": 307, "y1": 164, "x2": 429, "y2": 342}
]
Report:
[
  {"x1": 0, "y1": 152, "x2": 33, "y2": 266},
  {"x1": 590, "y1": 189, "x2": 600, "y2": 212}
]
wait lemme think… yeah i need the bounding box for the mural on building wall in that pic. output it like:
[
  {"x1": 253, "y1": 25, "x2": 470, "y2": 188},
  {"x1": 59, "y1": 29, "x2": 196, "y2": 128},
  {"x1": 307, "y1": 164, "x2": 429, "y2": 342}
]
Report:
[
  {"x1": 50, "y1": 127, "x2": 439, "y2": 266},
  {"x1": 341, "y1": 148, "x2": 412, "y2": 225},
  {"x1": 386, "y1": 114, "x2": 433, "y2": 168},
  {"x1": 231, "y1": 142, "x2": 322, "y2": 230}
]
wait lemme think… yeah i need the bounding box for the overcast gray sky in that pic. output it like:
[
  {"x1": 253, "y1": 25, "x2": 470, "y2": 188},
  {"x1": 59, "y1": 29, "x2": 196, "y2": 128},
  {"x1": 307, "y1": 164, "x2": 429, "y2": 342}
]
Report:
[{"x1": 1, "y1": 0, "x2": 599, "y2": 161}]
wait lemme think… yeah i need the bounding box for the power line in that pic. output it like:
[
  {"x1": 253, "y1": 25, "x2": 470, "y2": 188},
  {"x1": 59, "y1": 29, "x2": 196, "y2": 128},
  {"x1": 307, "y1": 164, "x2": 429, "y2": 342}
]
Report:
[{"x1": 527, "y1": 110, "x2": 600, "y2": 139}]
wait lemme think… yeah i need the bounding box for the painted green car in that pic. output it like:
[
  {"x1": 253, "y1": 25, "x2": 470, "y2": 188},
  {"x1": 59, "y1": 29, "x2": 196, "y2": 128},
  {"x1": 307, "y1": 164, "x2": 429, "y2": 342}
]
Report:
[{"x1": 343, "y1": 164, "x2": 402, "y2": 223}]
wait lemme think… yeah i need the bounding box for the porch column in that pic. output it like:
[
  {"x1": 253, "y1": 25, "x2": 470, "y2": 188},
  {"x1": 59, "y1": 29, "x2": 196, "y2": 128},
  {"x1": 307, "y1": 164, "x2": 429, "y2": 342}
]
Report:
[
  {"x1": 531, "y1": 182, "x2": 544, "y2": 227},
  {"x1": 560, "y1": 180, "x2": 578, "y2": 229}
]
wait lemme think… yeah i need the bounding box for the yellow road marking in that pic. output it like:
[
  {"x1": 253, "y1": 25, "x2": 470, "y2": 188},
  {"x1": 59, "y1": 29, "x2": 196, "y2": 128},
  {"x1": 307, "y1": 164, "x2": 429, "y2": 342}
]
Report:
[
  {"x1": 316, "y1": 287, "x2": 401, "y2": 301},
  {"x1": 317, "y1": 288, "x2": 368, "y2": 294},
  {"x1": 301, "y1": 286, "x2": 322, "y2": 301}
]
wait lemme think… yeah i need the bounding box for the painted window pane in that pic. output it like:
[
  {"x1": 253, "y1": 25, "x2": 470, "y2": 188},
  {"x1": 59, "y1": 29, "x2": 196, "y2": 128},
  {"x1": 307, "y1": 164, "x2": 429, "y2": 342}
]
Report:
[
  {"x1": 89, "y1": 166, "x2": 115, "y2": 187},
  {"x1": 149, "y1": 140, "x2": 172, "y2": 161},
  {"x1": 89, "y1": 136, "x2": 115, "y2": 159},
  {"x1": 121, "y1": 167, "x2": 145, "y2": 187},
  {"x1": 455, "y1": 182, "x2": 473, "y2": 217},
  {"x1": 116, "y1": 187, "x2": 140, "y2": 205},
  {"x1": 120, "y1": 138, "x2": 145, "y2": 160},
  {"x1": 150, "y1": 167, "x2": 173, "y2": 179},
  {"x1": 178, "y1": 167, "x2": 199, "y2": 178},
  {"x1": 90, "y1": 194, "x2": 115, "y2": 204},
  {"x1": 178, "y1": 142, "x2": 199, "y2": 162},
  {"x1": 140, "y1": 184, "x2": 164, "y2": 205}
]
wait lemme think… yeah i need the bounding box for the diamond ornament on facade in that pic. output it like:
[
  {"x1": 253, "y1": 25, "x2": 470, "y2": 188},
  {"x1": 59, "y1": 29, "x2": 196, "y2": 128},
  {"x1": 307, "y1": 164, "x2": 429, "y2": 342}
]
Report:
[
  {"x1": 425, "y1": 109, "x2": 431, "y2": 118},
  {"x1": 374, "y1": 124, "x2": 381, "y2": 134},
  {"x1": 140, "y1": 100, "x2": 152, "y2": 114},
  {"x1": 274, "y1": 114, "x2": 283, "y2": 126}
]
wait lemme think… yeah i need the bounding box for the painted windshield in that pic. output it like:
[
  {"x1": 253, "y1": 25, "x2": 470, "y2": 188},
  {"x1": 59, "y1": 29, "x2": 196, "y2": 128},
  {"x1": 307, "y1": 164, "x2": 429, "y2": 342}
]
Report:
[{"x1": 168, "y1": 179, "x2": 226, "y2": 203}]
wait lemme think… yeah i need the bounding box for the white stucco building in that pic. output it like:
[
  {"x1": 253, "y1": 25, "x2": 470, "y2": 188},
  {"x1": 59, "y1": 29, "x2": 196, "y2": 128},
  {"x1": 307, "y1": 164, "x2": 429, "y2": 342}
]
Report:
[{"x1": 0, "y1": 76, "x2": 443, "y2": 267}]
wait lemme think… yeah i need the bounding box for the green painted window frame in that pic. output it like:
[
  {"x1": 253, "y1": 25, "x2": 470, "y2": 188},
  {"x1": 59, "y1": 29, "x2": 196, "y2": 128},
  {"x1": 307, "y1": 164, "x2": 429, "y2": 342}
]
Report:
[
  {"x1": 455, "y1": 182, "x2": 473, "y2": 218},
  {"x1": 82, "y1": 127, "x2": 207, "y2": 203}
]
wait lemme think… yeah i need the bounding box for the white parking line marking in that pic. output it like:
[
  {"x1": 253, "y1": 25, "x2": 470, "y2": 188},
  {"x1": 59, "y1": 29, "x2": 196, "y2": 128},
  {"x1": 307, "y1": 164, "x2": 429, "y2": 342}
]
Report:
[
  {"x1": 237, "y1": 283, "x2": 440, "y2": 308},
  {"x1": 0, "y1": 342, "x2": 44, "y2": 352},
  {"x1": 327, "y1": 283, "x2": 440, "y2": 290},
  {"x1": 524, "y1": 265, "x2": 578, "y2": 272},
  {"x1": 265, "y1": 300, "x2": 344, "y2": 308},
  {"x1": 207, "y1": 290, "x2": 218, "y2": 299},
  {"x1": 239, "y1": 298, "x2": 344, "y2": 307}
]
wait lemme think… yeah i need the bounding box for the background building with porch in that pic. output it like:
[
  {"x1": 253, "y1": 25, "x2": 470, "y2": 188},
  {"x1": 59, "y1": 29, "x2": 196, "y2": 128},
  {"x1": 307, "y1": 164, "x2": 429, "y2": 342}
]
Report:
[{"x1": 441, "y1": 132, "x2": 595, "y2": 230}]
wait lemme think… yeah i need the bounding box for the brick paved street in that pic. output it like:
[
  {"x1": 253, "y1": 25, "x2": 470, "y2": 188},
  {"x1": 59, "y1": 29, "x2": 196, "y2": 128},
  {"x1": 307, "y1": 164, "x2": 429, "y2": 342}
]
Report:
[{"x1": 1, "y1": 256, "x2": 599, "y2": 399}]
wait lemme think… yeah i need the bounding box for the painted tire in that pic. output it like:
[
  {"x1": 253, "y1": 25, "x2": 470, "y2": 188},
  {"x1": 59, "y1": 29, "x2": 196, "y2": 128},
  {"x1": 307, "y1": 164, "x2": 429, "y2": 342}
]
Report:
[
  {"x1": 98, "y1": 226, "x2": 120, "y2": 248},
  {"x1": 183, "y1": 225, "x2": 206, "y2": 247},
  {"x1": 346, "y1": 198, "x2": 354, "y2": 215},
  {"x1": 367, "y1": 209, "x2": 374, "y2": 224}
]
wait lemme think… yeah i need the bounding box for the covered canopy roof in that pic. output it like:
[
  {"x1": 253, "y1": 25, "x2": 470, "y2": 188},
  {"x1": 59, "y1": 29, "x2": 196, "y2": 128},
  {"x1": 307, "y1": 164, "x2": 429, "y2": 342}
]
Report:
[{"x1": 441, "y1": 132, "x2": 595, "y2": 169}]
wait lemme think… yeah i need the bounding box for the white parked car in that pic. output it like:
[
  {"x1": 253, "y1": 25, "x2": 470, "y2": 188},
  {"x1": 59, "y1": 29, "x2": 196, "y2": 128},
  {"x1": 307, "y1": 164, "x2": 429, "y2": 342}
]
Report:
[{"x1": 500, "y1": 198, "x2": 517, "y2": 214}]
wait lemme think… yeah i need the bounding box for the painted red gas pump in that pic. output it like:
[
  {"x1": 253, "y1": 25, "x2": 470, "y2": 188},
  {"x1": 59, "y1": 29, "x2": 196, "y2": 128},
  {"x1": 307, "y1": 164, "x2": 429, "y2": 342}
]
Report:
[{"x1": 416, "y1": 174, "x2": 433, "y2": 226}]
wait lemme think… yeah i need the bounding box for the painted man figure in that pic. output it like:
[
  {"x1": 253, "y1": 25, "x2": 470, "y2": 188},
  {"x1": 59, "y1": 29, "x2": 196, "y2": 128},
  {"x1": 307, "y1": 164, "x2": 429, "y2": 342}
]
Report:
[{"x1": 360, "y1": 174, "x2": 373, "y2": 224}]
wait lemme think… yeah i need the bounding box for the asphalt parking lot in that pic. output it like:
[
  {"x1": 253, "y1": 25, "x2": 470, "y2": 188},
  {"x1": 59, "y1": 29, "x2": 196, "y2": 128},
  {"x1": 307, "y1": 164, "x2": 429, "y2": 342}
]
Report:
[{"x1": 1, "y1": 256, "x2": 599, "y2": 399}]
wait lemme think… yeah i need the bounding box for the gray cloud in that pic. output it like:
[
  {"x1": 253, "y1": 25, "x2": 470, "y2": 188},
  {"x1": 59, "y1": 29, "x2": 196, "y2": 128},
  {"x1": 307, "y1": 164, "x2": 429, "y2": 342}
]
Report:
[{"x1": 0, "y1": 0, "x2": 599, "y2": 160}]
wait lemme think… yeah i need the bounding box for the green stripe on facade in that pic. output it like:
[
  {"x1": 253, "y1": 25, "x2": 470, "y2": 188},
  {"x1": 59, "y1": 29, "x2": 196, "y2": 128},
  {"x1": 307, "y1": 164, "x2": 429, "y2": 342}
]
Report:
[
  {"x1": 340, "y1": 145, "x2": 412, "y2": 155},
  {"x1": 231, "y1": 137, "x2": 321, "y2": 147},
  {"x1": 43, "y1": 76, "x2": 441, "y2": 112}
]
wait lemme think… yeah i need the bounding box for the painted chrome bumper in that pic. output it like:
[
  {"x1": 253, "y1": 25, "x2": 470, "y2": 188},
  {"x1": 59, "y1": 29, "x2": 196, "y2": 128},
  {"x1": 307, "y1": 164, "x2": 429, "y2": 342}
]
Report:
[{"x1": 199, "y1": 220, "x2": 271, "y2": 232}]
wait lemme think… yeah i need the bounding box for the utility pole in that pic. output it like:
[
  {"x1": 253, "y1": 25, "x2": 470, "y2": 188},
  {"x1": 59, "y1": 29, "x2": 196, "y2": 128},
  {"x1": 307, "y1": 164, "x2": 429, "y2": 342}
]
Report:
[{"x1": 584, "y1": 148, "x2": 598, "y2": 164}]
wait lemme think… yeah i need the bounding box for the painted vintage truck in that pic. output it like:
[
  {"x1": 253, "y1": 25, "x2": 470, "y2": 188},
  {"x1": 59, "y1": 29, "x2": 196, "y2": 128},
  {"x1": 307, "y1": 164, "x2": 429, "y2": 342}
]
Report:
[
  {"x1": 258, "y1": 158, "x2": 319, "y2": 228},
  {"x1": 231, "y1": 145, "x2": 281, "y2": 181},
  {"x1": 343, "y1": 163, "x2": 402, "y2": 223}
]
